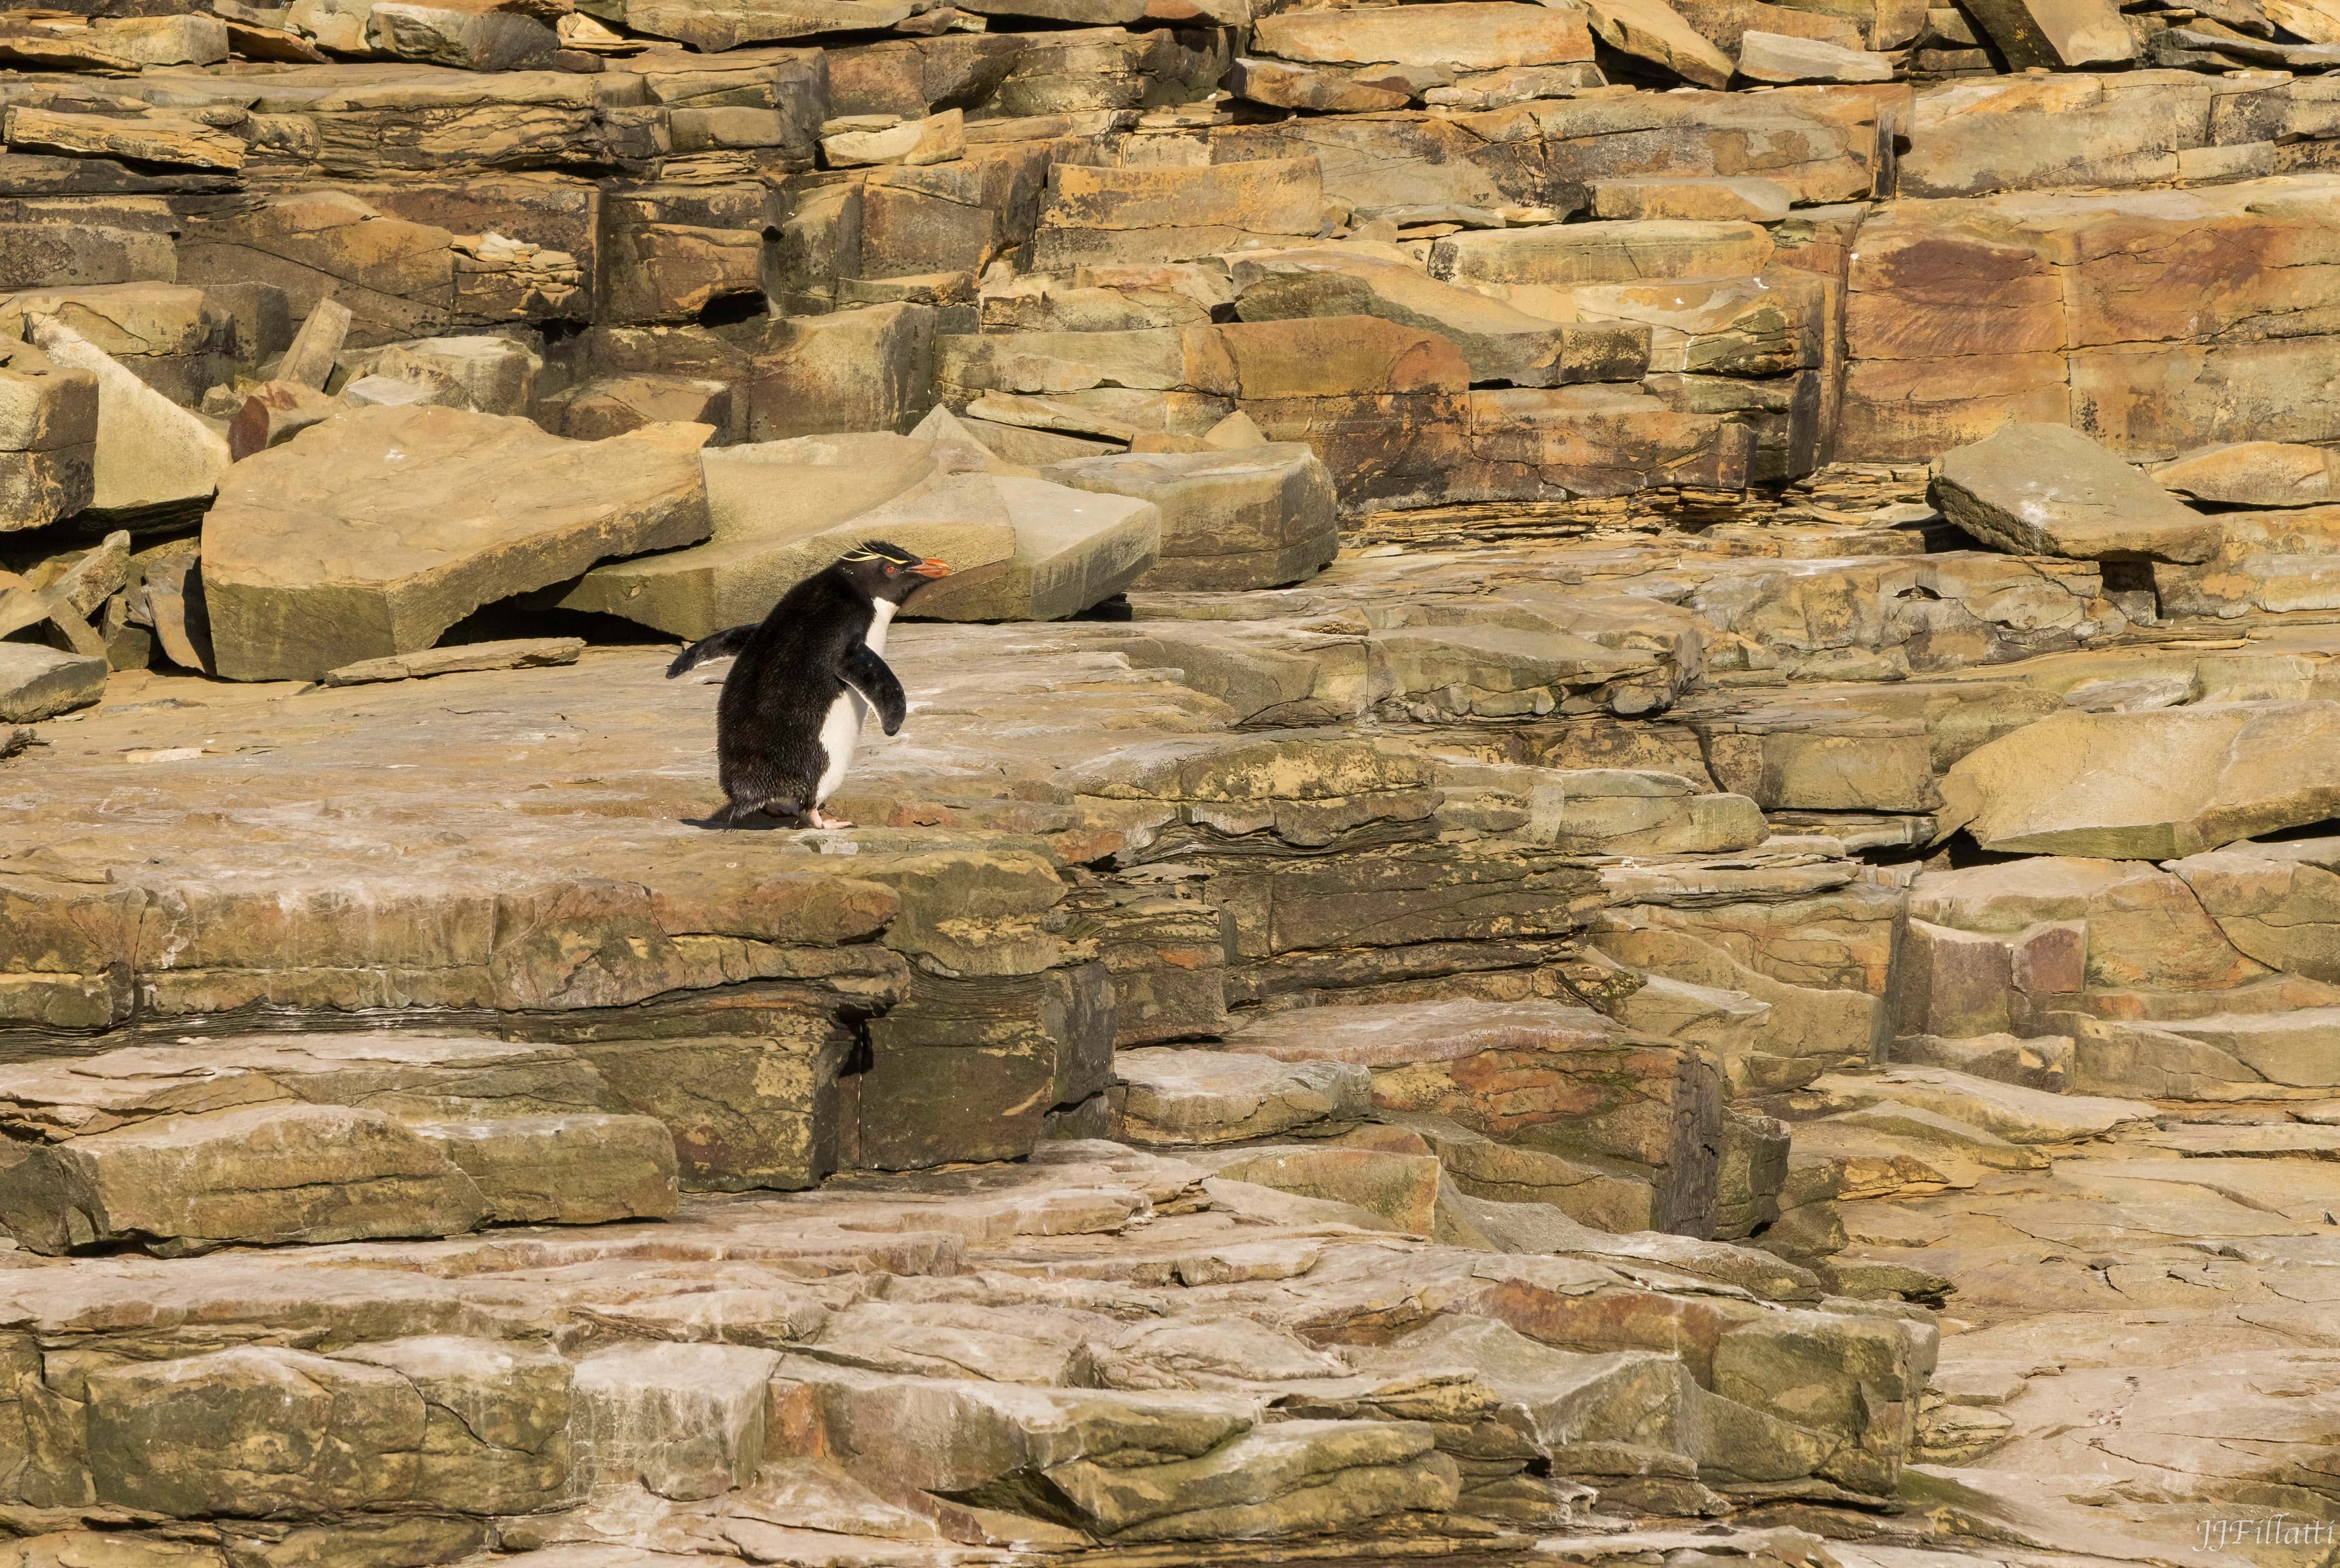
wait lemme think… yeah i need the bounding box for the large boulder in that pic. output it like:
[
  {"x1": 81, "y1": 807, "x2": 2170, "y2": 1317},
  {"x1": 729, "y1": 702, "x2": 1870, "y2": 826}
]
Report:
[
  {"x1": 1041, "y1": 444, "x2": 1338, "y2": 592},
  {"x1": 557, "y1": 432, "x2": 1016, "y2": 640},
  {"x1": 1937, "y1": 700, "x2": 2340, "y2": 858},
  {"x1": 26, "y1": 317, "x2": 226, "y2": 516},
  {"x1": 0, "y1": 643, "x2": 105, "y2": 722},
  {"x1": 1932, "y1": 423, "x2": 2223, "y2": 563},
  {"x1": 1249, "y1": 4, "x2": 1595, "y2": 73},
  {"x1": 202, "y1": 406, "x2": 713, "y2": 681},
  {"x1": 905, "y1": 477, "x2": 1160, "y2": 622}
]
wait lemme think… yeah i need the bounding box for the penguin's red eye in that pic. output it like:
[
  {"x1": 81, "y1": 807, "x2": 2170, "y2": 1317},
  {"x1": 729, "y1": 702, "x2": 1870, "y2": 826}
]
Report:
[{"x1": 884, "y1": 563, "x2": 899, "y2": 574}]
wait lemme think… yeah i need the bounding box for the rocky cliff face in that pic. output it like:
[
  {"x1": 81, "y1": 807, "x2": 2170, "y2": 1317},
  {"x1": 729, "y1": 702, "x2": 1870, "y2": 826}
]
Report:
[{"x1": 1, "y1": 0, "x2": 2338, "y2": 1563}]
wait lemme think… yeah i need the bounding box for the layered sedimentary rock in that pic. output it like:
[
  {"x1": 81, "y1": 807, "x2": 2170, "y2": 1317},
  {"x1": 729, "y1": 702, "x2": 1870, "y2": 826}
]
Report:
[{"x1": 6, "y1": 0, "x2": 2340, "y2": 1561}]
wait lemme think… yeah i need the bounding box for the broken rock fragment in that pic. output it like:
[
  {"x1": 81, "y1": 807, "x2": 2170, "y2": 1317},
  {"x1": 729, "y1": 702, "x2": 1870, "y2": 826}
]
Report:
[
  {"x1": 26, "y1": 318, "x2": 228, "y2": 516},
  {"x1": 1958, "y1": 0, "x2": 2135, "y2": 67},
  {"x1": 1734, "y1": 28, "x2": 1897, "y2": 78},
  {"x1": 904, "y1": 476, "x2": 1160, "y2": 621},
  {"x1": 1938, "y1": 700, "x2": 2340, "y2": 858},
  {"x1": 559, "y1": 431, "x2": 1015, "y2": 639},
  {"x1": 1933, "y1": 423, "x2": 2223, "y2": 563},
  {"x1": 0, "y1": 336, "x2": 96, "y2": 531},
  {"x1": 0, "y1": 643, "x2": 105, "y2": 722},
  {"x1": 2152, "y1": 440, "x2": 2340, "y2": 508},
  {"x1": 1042, "y1": 443, "x2": 1338, "y2": 591},
  {"x1": 229, "y1": 379, "x2": 339, "y2": 460},
  {"x1": 0, "y1": 1102, "x2": 493, "y2": 1255}
]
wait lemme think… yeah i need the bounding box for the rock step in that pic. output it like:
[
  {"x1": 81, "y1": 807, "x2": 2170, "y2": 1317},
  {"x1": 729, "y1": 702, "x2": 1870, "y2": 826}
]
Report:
[
  {"x1": 1889, "y1": 1031, "x2": 2072, "y2": 1094},
  {"x1": 1111, "y1": 993, "x2": 1802, "y2": 1253},
  {"x1": 1778, "y1": 1066, "x2": 2156, "y2": 1146},
  {"x1": 1113, "y1": 1046, "x2": 1373, "y2": 1146},
  {"x1": 0, "y1": 1135, "x2": 1936, "y2": 1551},
  {"x1": 0, "y1": 1034, "x2": 680, "y2": 1254}
]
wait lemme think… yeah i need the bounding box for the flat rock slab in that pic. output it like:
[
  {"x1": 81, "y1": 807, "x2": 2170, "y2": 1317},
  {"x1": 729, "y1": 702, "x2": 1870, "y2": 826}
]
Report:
[
  {"x1": 1962, "y1": 0, "x2": 2135, "y2": 67},
  {"x1": 410, "y1": 1113, "x2": 680, "y2": 1224},
  {"x1": 904, "y1": 476, "x2": 1160, "y2": 622},
  {"x1": 1228, "y1": 249, "x2": 1648, "y2": 391},
  {"x1": 1250, "y1": 3, "x2": 1595, "y2": 71},
  {"x1": 1198, "y1": 1143, "x2": 1443, "y2": 1233},
  {"x1": 1578, "y1": 0, "x2": 1735, "y2": 86},
  {"x1": 559, "y1": 432, "x2": 1015, "y2": 641},
  {"x1": 322, "y1": 637, "x2": 584, "y2": 686},
  {"x1": 0, "y1": 1134, "x2": 1954, "y2": 1549},
  {"x1": 1223, "y1": 999, "x2": 1628, "y2": 1068},
  {"x1": 1933, "y1": 424, "x2": 2222, "y2": 563},
  {"x1": 0, "y1": 1101, "x2": 492, "y2": 1255},
  {"x1": 1891, "y1": 1032, "x2": 2072, "y2": 1093},
  {"x1": 574, "y1": 1340, "x2": 779, "y2": 1499},
  {"x1": 1796, "y1": 1066, "x2": 2155, "y2": 1143},
  {"x1": 2152, "y1": 440, "x2": 2340, "y2": 508},
  {"x1": 1033, "y1": 159, "x2": 1327, "y2": 270},
  {"x1": 2142, "y1": 1122, "x2": 2340, "y2": 1158},
  {"x1": 1115, "y1": 1047, "x2": 1371, "y2": 1145},
  {"x1": 1587, "y1": 177, "x2": 1793, "y2": 222},
  {"x1": 1937, "y1": 699, "x2": 2340, "y2": 858},
  {"x1": 1735, "y1": 29, "x2": 1895, "y2": 79},
  {"x1": 0, "y1": 642, "x2": 104, "y2": 721},
  {"x1": 202, "y1": 406, "x2": 714, "y2": 682},
  {"x1": 2145, "y1": 1010, "x2": 2340, "y2": 1089},
  {"x1": 1430, "y1": 220, "x2": 1776, "y2": 290},
  {"x1": 25, "y1": 317, "x2": 226, "y2": 515},
  {"x1": 0, "y1": 1034, "x2": 608, "y2": 1139}
]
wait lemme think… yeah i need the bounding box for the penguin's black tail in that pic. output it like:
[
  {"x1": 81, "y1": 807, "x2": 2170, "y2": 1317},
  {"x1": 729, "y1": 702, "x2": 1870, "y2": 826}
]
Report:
[{"x1": 667, "y1": 624, "x2": 755, "y2": 679}]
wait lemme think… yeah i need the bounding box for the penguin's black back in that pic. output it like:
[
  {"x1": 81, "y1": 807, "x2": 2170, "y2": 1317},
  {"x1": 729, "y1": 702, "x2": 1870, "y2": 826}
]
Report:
[{"x1": 714, "y1": 564, "x2": 873, "y2": 818}]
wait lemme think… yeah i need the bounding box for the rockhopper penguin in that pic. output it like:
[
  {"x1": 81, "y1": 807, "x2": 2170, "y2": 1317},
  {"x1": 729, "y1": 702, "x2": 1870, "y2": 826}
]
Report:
[{"x1": 666, "y1": 539, "x2": 952, "y2": 828}]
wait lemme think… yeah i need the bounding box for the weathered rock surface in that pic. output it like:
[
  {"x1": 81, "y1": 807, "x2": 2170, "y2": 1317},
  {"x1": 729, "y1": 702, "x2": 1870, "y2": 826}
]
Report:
[
  {"x1": 2153, "y1": 441, "x2": 2340, "y2": 508},
  {"x1": 26, "y1": 318, "x2": 226, "y2": 516},
  {"x1": 202, "y1": 407, "x2": 713, "y2": 680},
  {"x1": 0, "y1": 644, "x2": 106, "y2": 721},
  {"x1": 557, "y1": 431, "x2": 1016, "y2": 639},
  {"x1": 0, "y1": 336, "x2": 96, "y2": 531},
  {"x1": 1937, "y1": 701, "x2": 2340, "y2": 858},
  {"x1": 10, "y1": 6, "x2": 2340, "y2": 1564},
  {"x1": 1114, "y1": 1047, "x2": 1371, "y2": 1143},
  {"x1": 0, "y1": 1102, "x2": 494, "y2": 1255},
  {"x1": 1933, "y1": 424, "x2": 2223, "y2": 563},
  {"x1": 903, "y1": 477, "x2": 1160, "y2": 621},
  {"x1": 1042, "y1": 443, "x2": 1337, "y2": 591}
]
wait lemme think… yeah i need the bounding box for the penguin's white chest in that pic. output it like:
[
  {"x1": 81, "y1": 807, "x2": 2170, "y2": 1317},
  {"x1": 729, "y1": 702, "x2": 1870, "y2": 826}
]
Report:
[
  {"x1": 813, "y1": 601, "x2": 895, "y2": 806},
  {"x1": 815, "y1": 690, "x2": 864, "y2": 805}
]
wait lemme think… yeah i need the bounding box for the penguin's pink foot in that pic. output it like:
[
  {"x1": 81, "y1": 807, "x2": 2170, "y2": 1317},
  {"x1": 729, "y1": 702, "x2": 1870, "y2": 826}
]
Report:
[{"x1": 807, "y1": 807, "x2": 854, "y2": 829}]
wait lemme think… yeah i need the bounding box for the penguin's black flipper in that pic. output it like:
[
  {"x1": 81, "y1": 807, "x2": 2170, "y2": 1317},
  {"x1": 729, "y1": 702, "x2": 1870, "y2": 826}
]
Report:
[
  {"x1": 839, "y1": 642, "x2": 908, "y2": 735},
  {"x1": 668, "y1": 624, "x2": 756, "y2": 679}
]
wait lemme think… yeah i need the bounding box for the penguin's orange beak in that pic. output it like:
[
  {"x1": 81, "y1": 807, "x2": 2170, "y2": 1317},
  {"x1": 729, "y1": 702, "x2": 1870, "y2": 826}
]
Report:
[{"x1": 910, "y1": 557, "x2": 952, "y2": 579}]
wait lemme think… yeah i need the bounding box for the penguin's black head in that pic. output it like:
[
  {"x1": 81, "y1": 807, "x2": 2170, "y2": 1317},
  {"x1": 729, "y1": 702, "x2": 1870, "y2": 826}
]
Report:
[{"x1": 835, "y1": 540, "x2": 952, "y2": 604}]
